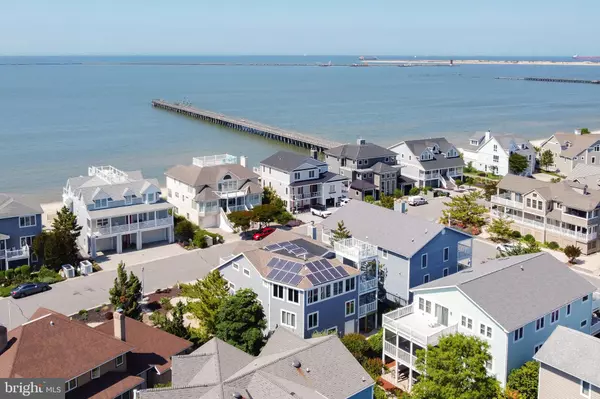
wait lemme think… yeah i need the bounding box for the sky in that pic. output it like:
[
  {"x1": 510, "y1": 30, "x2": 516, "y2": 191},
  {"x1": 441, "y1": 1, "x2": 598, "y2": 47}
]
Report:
[{"x1": 1, "y1": 0, "x2": 599, "y2": 56}]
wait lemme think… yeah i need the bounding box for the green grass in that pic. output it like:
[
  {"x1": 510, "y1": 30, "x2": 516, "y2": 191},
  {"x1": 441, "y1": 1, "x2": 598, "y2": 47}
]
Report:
[
  {"x1": 0, "y1": 285, "x2": 17, "y2": 298},
  {"x1": 539, "y1": 169, "x2": 564, "y2": 178},
  {"x1": 464, "y1": 172, "x2": 502, "y2": 181}
]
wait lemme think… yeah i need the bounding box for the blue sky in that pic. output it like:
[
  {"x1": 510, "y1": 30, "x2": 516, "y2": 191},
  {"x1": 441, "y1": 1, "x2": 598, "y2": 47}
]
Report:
[{"x1": 2, "y1": 0, "x2": 599, "y2": 56}]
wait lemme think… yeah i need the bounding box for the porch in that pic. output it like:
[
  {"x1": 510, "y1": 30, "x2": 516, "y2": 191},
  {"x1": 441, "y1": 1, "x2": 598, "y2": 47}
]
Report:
[{"x1": 0, "y1": 241, "x2": 30, "y2": 270}]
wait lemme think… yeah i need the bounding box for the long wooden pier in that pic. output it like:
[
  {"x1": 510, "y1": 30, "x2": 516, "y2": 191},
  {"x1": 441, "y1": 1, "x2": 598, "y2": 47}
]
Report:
[
  {"x1": 496, "y1": 76, "x2": 600, "y2": 85},
  {"x1": 152, "y1": 99, "x2": 342, "y2": 151}
]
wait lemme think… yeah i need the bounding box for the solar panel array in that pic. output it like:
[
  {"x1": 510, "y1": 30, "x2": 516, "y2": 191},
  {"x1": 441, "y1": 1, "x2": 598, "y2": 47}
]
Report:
[
  {"x1": 266, "y1": 257, "x2": 304, "y2": 286},
  {"x1": 264, "y1": 241, "x2": 308, "y2": 257},
  {"x1": 304, "y1": 259, "x2": 349, "y2": 286}
]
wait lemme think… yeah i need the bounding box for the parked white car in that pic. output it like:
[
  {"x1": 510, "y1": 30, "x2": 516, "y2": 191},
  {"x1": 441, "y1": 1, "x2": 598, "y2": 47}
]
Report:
[
  {"x1": 407, "y1": 196, "x2": 428, "y2": 206},
  {"x1": 496, "y1": 243, "x2": 517, "y2": 253},
  {"x1": 311, "y1": 204, "x2": 332, "y2": 218}
]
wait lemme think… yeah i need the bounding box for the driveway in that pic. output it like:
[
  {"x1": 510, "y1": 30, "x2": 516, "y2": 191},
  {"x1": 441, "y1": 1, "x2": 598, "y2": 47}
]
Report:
[
  {"x1": 95, "y1": 243, "x2": 188, "y2": 270},
  {"x1": 294, "y1": 205, "x2": 342, "y2": 225}
]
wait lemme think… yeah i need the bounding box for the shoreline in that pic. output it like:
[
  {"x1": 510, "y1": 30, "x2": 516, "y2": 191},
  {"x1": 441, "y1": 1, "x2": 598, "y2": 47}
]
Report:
[{"x1": 366, "y1": 59, "x2": 600, "y2": 67}]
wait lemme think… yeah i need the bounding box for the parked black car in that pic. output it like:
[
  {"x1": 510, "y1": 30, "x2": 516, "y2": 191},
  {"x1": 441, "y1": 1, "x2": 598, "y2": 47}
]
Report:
[{"x1": 10, "y1": 282, "x2": 50, "y2": 299}]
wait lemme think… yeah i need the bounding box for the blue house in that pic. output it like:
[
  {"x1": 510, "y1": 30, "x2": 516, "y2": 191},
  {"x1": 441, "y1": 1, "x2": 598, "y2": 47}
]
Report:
[
  {"x1": 0, "y1": 194, "x2": 43, "y2": 269},
  {"x1": 321, "y1": 200, "x2": 473, "y2": 305}
]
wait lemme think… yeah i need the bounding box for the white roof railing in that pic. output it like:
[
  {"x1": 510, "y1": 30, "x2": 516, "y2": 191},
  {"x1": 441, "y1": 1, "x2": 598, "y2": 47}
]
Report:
[
  {"x1": 88, "y1": 166, "x2": 130, "y2": 185},
  {"x1": 193, "y1": 154, "x2": 238, "y2": 168}
]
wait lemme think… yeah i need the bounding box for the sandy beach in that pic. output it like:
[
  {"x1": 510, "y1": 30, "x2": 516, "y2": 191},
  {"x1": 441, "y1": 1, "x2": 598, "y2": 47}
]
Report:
[{"x1": 367, "y1": 59, "x2": 600, "y2": 67}]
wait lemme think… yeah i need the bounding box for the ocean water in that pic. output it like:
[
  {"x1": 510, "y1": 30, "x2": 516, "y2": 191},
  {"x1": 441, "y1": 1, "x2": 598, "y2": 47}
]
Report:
[{"x1": 1, "y1": 55, "x2": 599, "y2": 202}]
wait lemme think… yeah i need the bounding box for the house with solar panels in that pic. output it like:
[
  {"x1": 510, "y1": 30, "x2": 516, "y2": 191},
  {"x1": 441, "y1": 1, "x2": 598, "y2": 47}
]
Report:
[{"x1": 215, "y1": 230, "x2": 379, "y2": 337}]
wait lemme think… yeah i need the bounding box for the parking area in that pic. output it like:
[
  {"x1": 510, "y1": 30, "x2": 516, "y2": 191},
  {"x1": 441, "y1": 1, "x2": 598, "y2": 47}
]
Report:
[
  {"x1": 95, "y1": 242, "x2": 188, "y2": 270},
  {"x1": 294, "y1": 205, "x2": 343, "y2": 225}
]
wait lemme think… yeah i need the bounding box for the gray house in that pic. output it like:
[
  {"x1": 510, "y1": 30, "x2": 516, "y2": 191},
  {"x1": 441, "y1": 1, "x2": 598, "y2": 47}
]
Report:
[
  {"x1": 136, "y1": 327, "x2": 375, "y2": 399},
  {"x1": 321, "y1": 200, "x2": 473, "y2": 305},
  {"x1": 215, "y1": 229, "x2": 379, "y2": 337},
  {"x1": 535, "y1": 326, "x2": 600, "y2": 399},
  {"x1": 0, "y1": 194, "x2": 42, "y2": 269},
  {"x1": 539, "y1": 130, "x2": 600, "y2": 175},
  {"x1": 325, "y1": 139, "x2": 409, "y2": 200}
]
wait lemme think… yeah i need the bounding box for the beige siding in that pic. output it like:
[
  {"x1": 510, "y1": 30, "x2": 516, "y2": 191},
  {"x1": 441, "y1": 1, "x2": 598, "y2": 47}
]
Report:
[{"x1": 539, "y1": 363, "x2": 600, "y2": 399}]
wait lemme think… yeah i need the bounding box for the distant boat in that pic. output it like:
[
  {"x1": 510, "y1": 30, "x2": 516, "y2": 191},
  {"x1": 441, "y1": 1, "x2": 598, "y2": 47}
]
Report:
[
  {"x1": 359, "y1": 56, "x2": 378, "y2": 61},
  {"x1": 319, "y1": 61, "x2": 332, "y2": 67},
  {"x1": 572, "y1": 55, "x2": 600, "y2": 61}
]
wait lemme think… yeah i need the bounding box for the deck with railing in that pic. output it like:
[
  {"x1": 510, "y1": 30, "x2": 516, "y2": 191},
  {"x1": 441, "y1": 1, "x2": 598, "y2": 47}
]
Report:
[
  {"x1": 0, "y1": 245, "x2": 30, "y2": 260},
  {"x1": 334, "y1": 237, "x2": 378, "y2": 261},
  {"x1": 93, "y1": 217, "x2": 173, "y2": 236},
  {"x1": 383, "y1": 305, "x2": 458, "y2": 347}
]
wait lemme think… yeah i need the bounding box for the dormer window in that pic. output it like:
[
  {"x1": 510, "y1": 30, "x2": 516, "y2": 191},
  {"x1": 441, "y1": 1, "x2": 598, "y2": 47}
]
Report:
[
  {"x1": 124, "y1": 195, "x2": 133, "y2": 205},
  {"x1": 470, "y1": 140, "x2": 479, "y2": 146},
  {"x1": 143, "y1": 193, "x2": 156, "y2": 204},
  {"x1": 94, "y1": 198, "x2": 108, "y2": 209}
]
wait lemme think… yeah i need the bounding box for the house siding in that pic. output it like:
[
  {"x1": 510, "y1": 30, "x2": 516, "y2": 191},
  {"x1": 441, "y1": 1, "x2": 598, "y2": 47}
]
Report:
[
  {"x1": 382, "y1": 251, "x2": 410, "y2": 305},
  {"x1": 305, "y1": 284, "x2": 359, "y2": 337},
  {"x1": 0, "y1": 214, "x2": 42, "y2": 268},
  {"x1": 348, "y1": 385, "x2": 375, "y2": 399},
  {"x1": 71, "y1": 354, "x2": 128, "y2": 392},
  {"x1": 538, "y1": 363, "x2": 600, "y2": 399}
]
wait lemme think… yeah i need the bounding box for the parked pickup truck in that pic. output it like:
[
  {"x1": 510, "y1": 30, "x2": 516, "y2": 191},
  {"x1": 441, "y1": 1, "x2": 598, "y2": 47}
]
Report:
[{"x1": 311, "y1": 204, "x2": 332, "y2": 218}]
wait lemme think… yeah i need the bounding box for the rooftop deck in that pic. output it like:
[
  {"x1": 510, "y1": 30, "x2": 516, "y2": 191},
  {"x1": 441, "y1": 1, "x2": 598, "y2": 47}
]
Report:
[{"x1": 383, "y1": 304, "x2": 458, "y2": 347}]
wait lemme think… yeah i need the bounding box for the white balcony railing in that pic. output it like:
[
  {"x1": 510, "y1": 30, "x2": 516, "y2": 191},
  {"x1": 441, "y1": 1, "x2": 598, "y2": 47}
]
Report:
[
  {"x1": 384, "y1": 341, "x2": 416, "y2": 367},
  {"x1": 359, "y1": 301, "x2": 377, "y2": 317},
  {"x1": 334, "y1": 237, "x2": 378, "y2": 261},
  {"x1": 93, "y1": 218, "x2": 172, "y2": 236},
  {"x1": 293, "y1": 191, "x2": 322, "y2": 200},
  {"x1": 359, "y1": 277, "x2": 378, "y2": 293},
  {"x1": 546, "y1": 224, "x2": 597, "y2": 241},
  {"x1": 491, "y1": 195, "x2": 524, "y2": 210},
  {"x1": 383, "y1": 304, "x2": 459, "y2": 347},
  {"x1": 227, "y1": 205, "x2": 248, "y2": 213},
  {"x1": 0, "y1": 245, "x2": 30, "y2": 260}
]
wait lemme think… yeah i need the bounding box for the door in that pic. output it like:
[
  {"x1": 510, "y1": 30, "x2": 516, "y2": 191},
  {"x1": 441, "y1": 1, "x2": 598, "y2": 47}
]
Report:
[
  {"x1": 435, "y1": 304, "x2": 449, "y2": 327},
  {"x1": 345, "y1": 319, "x2": 355, "y2": 334}
]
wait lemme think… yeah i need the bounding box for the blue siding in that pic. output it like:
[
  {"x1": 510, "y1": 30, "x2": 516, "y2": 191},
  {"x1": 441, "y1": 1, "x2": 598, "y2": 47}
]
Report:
[
  {"x1": 305, "y1": 286, "x2": 359, "y2": 337},
  {"x1": 348, "y1": 385, "x2": 374, "y2": 399},
  {"x1": 0, "y1": 214, "x2": 42, "y2": 267}
]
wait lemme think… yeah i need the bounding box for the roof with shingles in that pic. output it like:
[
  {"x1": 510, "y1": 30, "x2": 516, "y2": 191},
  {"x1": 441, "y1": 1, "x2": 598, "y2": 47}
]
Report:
[
  {"x1": 325, "y1": 141, "x2": 396, "y2": 160},
  {"x1": 567, "y1": 163, "x2": 600, "y2": 188},
  {"x1": 136, "y1": 327, "x2": 374, "y2": 399},
  {"x1": 550, "y1": 132, "x2": 600, "y2": 158},
  {"x1": 165, "y1": 163, "x2": 258, "y2": 188},
  {"x1": 413, "y1": 253, "x2": 595, "y2": 332},
  {"x1": 534, "y1": 326, "x2": 600, "y2": 388},
  {"x1": 0, "y1": 193, "x2": 42, "y2": 219},
  {"x1": 259, "y1": 151, "x2": 325, "y2": 172}
]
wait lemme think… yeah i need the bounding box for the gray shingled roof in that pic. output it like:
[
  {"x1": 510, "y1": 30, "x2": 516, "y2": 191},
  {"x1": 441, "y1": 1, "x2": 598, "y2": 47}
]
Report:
[
  {"x1": 165, "y1": 163, "x2": 258, "y2": 188},
  {"x1": 288, "y1": 171, "x2": 348, "y2": 187},
  {"x1": 349, "y1": 179, "x2": 377, "y2": 191},
  {"x1": 260, "y1": 151, "x2": 325, "y2": 173},
  {"x1": 0, "y1": 194, "x2": 42, "y2": 219},
  {"x1": 371, "y1": 162, "x2": 398, "y2": 174},
  {"x1": 321, "y1": 200, "x2": 467, "y2": 257},
  {"x1": 396, "y1": 138, "x2": 465, "y2": 171},
  {"x1": 552, "y1": 133, "x2": 600, "y2": 158},
  {"x1": 136, "y1": 327, "x2": 373, "y2": 399},
  {"x1": 567, "y1": 163, "x2": 600, "y2": 189},
  {"x1": 413, "y1": 253, "x2": 595, "y2": 332},
  {"x1": 534, "y1": 326, "x2": 600, "y2": 388},
  {"x1": 325, "y1": 141, "x2": 396, "y2": 160}
]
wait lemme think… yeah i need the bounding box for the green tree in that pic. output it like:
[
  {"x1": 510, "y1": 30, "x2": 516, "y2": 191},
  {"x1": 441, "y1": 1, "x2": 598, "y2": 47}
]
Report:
[
  {"x1": 340, "y1": 333, "x2": 370, "y2": 363},
  {"x1": 581, "y1": 128, "x2": 591, "y2": 135},
  {"x1": 440, "y1": 191, "x2": 487, "y2": 228},
  {"x1": 108, "y1": 262, "x2": 142, "y2": 319},
  {"x1": 507, "y1": 361, "x2": 539, "y2": 399},
  {"x1": 274, "y1": 210, "x2": 293, "y2": 225},
  {"x1": 509, "y1": 153, "x2": 529, "y2": 175},
  {"x1": 260, "y1": 186, "x2": 293, "y2": 224},
  {"x1": 367, "y1": 328, "x2": 383, "y2": 357},
  {"x1": 498, "y1": 241, "x2": 541, "y2": 257},
  {"x1": 181, "y1": 270, "x2": 230, "y2": 336},
  {"x1": 411, "y1": 334, "x2": 500, "y2": 399},
  {"x1": 379, "y1": 194, "x2": 395, "y2": 209},
  {"x1": 408, "y1": 187, "x2": 421, "y2": 196},
  {"x1": 482, "y1": 180, "x2": 499, "y2": 201},
  {"x1": 488, "y1": 217, "x2": 514, "y2": 242},
  {"x1": 52, "y1": 206, "x2": 82, "y2": 266},
  {"x1": 564, "y1": 245, "x2": 582, "y2": 264},
  {"x1": 228, "y1": 210, "x2": 254, "y2": 235},
  {"x1": 215, "y1": 289, "x2": 266, "y2": 355},
  {"x1": 332, "y1": 220, "x2": 351, "y2": 242},
  {"x1": 262, "y1": 186, "x2": 284, "y2": 208},
  {"x1": 150, "y1": 301, "x2": 191, "y2": 340},
  {"x1": 251, "y1": 204, "x2": 279, "y2": 227},
  {"x1": 393, "y1": 188, "x2": 404, "y2": 198},
  {"x1": 174, "y1": 219, "x2": 196, "y2": 242},
  {"x1": 540, "y1": 149, "x2": 554, "y2": 170}
]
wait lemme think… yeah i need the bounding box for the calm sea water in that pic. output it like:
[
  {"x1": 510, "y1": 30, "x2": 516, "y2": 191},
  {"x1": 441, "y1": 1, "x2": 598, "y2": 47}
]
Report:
[{"x1": 1, "y1": 55, "x2": 599, "y2": 202}]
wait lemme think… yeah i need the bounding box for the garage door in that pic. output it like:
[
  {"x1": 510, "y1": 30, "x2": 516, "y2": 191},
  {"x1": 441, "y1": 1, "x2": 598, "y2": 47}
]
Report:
[
  {"x1": 142, "y1": 228, "x2": 168, "y2": 246},
  {"x1": 96, "y1": 237, "x2": 115, "y2": 252}
]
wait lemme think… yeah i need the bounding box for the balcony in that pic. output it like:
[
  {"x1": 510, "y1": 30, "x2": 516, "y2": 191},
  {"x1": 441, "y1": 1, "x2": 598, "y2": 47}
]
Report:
[
  {"x1": 384, "y1": 341, "x2": 416, "y2": 367},
  {"x1": 293, "y1": 191, "x2": 322, "y2": 200},
  {"x1": 227, "y1": 205, "x2": 248, "y2": 213},
  {"x1": 491, "y1": 195, "x2": 523, "y2": 210},
  {"x1": 457, "y1": 239, "x2": 472, "y2": 269},
  {"x1": 359, "y1": 277, "x2": 378, "y2": 294},
  {"x1": 359, "y1": 301, "x2": 377, "y2": 317},
  {"x1": 592, "y1": 316, "x2": 600, "y2": 336},
  {"x1": 546, "y1": 224, "x2": 597, "y2": 242},
  {"x1": 93, "y1": 218, "x2": 172, "y2": 236},
  {"x1": 334, "y1": 237, "x2": 378, "y2": 262},
  {"x1": 0, "y1": 245, "x2": 30, "y2": 261},
  {"x1": 383, "y1": 305, "x2": 458, "y2": 348}
]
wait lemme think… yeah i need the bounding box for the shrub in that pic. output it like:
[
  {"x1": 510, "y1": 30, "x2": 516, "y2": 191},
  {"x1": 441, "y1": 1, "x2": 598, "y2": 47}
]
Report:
[
  {"x1": 478, "y1": 172, "x2": 486, "y2": 177},
  {"x1": 0, "y1": 271, "x2": 5, "y2": 281},
  {"x1": 0, "y1": 285, "x2": 17, "y2": 297},
  {"x1": 5, "y1": 269, "x2": 14, "y2": 281},
  {"x1": 523, "y1": 234, "x2": 535, "y2": 244},
  {"x1": 105, "y1": 312, "x2": 114, "y2": 320},
  {"x1": 78, "y1": 309, "x2": 88, "y2": 321},
  {"x1": 362, "y1": 357, "x2": 385, "y2": 380},
  {"x1": 368, "y1": 329, "x2": 383, "y2": 357},
  {"x1": 341, "y1": 333, "x2": 370, "y2": 362},
  {"x1": 19, "y1": 265, "x2": 31, "y2": 277},
  {"x1": 546, "y1": 241, "x2": 560, "y2": 250},
  {"x1": 564, "y1": 245, "x2": 582, "y2": 264},
  {"x1": 408, "y1": 187, "x2": 420, "y2": 196},
  {"x1": 511, "y1": 230, "x2": 522, "y2": 239},
  {"x1": 393, "y1": 188, "x2": 404, "y2": 198},
  {"x1": 174, "y1": 219, "x2": 197, "y2": 242}
]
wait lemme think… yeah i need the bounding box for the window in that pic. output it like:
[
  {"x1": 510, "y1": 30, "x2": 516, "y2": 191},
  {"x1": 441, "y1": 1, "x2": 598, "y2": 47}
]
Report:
[
  {"x1": 581, "y1": 319, "x2": 588, "y2": 328},
  {"x1": 535, "y1": 316, "x2": 545, "y2": 331},
  {"x1": 485, "y1": 358, "x2": 493, "y2": 371},
  {"x1": 307, "y1": 288, "x2": 319, "y2": 304},
  {"x1": 320, "y1": 284, "x2": 331, "y2": 299},
  {"x1": 423, "y1": 274, "x2": 430, "y2": 284},
  {"x1": 96, "y1": 218, "x2": 109, "y2": 227},
  {"x1": 461, "y1": 315, "x2": 473, "y2": 330},
  {"x1": 513, "y1": 327, "x2": 524, "y2": 342},
  {"x1": 345, "y1": 300, "x2": 356, "y2": 316},
  {"x1": 527, "y1": 198, "x2": 531, "y2": 207},
  {"x1": 425, "y1": 300, "x2": 432, "y2": 314},
  {"x1": 329, "y1": 185, "x2": 335, "y2": 193},
  {"x1": 307, "y1": 312, "x2": 319, "y2": 329},
  {"x1": 124, "y1": 195, "x2": 132, "y2": 205},
  {"x1": 309, "y1": 170, "x2": 315, "y2": 178},
  {"x1": 443, "y1": 268, "x2": 449, "y2": 277},
  {"x1": 409, "y1": 155, "x2": 412, "y2": 160},
  {"x1": 65, "y1": 378, "x2": 77, "y2": 392},
  {"x1": 168, "y1": 189, "x2": 172, "y2": 197},
  {"x1": 243, "y1": 268, "x2": 250, "y2": 277},
  {"x1": 550, "y1": 309, "x2": 559, "y2": 324},
  {"x1": 381, "y1": 249, "x2": 388, "y2": 259},
  {"x1": 493, "y1": 155, "x2": 499, "y2": 163},
  {"x1": 581, "y1": 380, "x2": 591, "y2": 398},
  {"x1": 583, "y1": 295, "x2": 590, "y2": 303},
  {"x1": 443, "y1": 247, "x2": 449, "y2": 262},
  {"x1": 91, "y1": 367, "x2": 100, "y2": 379},
  {"x1": 175, "y1": 192, "x2": 179, "y2": 198},
  {"x1": 493, "y1": 144, "x2": 498, "y2": 152},
  {"x1": 288, "y1": 288, "x2": 299, "y2": 304},
  {"x1": 480, "y1": 323, "x2": 492, "y2": 338},
  {"x1": 567, "y1": 303, "x2": 572, "y2": 316},
  {"x1": 272, "y1": 284, "x2": 284, "y2": 299},
  {"x1": 534, "y1": 343, "x2": 543, "y2": 355},
  {"x1": 115, "y1": 354, "x2": 124, "y2": 367},
  {"x1": 345, "y1": 277, "x2": 356, "y2": 292},
  {"x1": 281, "y1": 310, "x2": 296, "y2": 328},
  {"x1": 593, "y1": 157, "x2": 596, "y2": 164},
  {"x1": 20, "y1": 236, "x2": 34, "y2": 248},
  {"x1": 333, "y1": 281, "x2": 344, "y2": 296},
  {"x1": 538, "y1": 201, "x2": 543, "y2": 210},
  {"x1": 19, "y1": 215, "x2": 36, "y2": 228},
  {"x1": 232, "y1": 262, "x2": 239, "y2": 271},
  {"x1": 419, "y1": 298, "x2": 425, "y2": 311},
  {"x1": 294, "y1": 172, "x2": 300, "y2": 180},
  {"x1": 421, "y1": 253, "x2": 428, "y2": 269},
  {"x1": 229, "y1": 282, "x2": 236, "y2": 291},
  {"x1": 94, "y1": 198, "x2": 108, "y2": 209}
]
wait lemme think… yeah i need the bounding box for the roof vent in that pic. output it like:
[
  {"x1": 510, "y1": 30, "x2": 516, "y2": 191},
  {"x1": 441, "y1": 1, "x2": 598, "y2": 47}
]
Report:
[
  {"x1": 292, "y1": 360, "x2": 301, "y2": 368},
  {"x1": 50, "y1": 321, "x2": 55, "y2": 326},
  {"x1": 233, "y1": 393, "x2": 243, "y2": 399},
  {"x1": 411, "y1": 238, "x2": 415, "y2": 242},
  {"x1": 306, "y1": 367, "x2": 310, "y2": 373},
  {"x1": 362, "y1": 376, "x2": 366, "y2": 382}
]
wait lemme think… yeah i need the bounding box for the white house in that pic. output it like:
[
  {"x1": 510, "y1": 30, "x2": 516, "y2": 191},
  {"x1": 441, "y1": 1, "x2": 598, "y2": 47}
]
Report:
[
  {"x1": 165, "y1": 154, "x2": 262, "y2": 231},
  {"x1": 459, "y1": 131, "x2": 535, "y2": 176},
  {"x1": 259, "y1": 150, "x2": 348, "y2": 212},
  {"x1": 382, "y1": 252, "x2": 596, "y2": 391},
  {"x1": 388, "y1": 138, "x2": 464, "y2": 189},
  {"x1": 62, "y1": 165, "x2": 174, "y2": 258}
]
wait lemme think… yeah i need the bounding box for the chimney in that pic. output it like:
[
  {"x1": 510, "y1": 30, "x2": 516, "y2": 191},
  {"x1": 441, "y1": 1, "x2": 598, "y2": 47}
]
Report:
[
  {"x1": 240, "y1": 155, "x2": 247, "y2": 168},
  {"x1": 310, "y1": 149, "x2": 318, "y2": 160},
  {"x1": 575, "y1": 129, "x2": 582, "y2": 135},
  {"x1": 485, "y1": 130, "x2": 491, "y2": 141},
  {"x1": 357, "y1": 138, "x2": 366, "y2": 145},
  {"x1": 114, "y1": 309, "x2": 126, "y2": 341},
  {"x1": 0, "y1": 325, "x2": 7, "y2": 353}
]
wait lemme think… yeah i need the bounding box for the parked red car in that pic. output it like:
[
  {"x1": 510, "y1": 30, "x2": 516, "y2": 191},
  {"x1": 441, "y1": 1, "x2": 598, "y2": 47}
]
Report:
[{"x1": 253, "y1": 227, "x2": 276, "y2": 240}]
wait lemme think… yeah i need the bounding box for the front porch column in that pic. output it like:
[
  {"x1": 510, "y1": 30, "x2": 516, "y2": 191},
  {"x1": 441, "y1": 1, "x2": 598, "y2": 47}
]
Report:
[
  {"x1": 137, "y1": 231, "x2": 142, "y2": 250},
  {"x1": 168, "y1": 226, "x2": 174, "y2": 243},
  {"x1": 116, "y1": 234, "x2": 123, "y2": 254},
  {"x1": 109, "y1": 217, "x2": 113, "y2": 234},
  {"x1": 408, "y1": 340, "x2": 414, "y2": 391},
  {"x1": 395, "y1": 333, "x2": 399, "y2": 383}
]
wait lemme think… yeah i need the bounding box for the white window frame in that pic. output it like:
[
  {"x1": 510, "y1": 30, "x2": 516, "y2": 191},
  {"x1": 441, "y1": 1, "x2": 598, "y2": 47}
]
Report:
[
  {"x1": 232, "y1": 262, "x2": 239, "y2": 271},
  {"x1": 65, "y1": 378, "x2": 77, "y2": 393},
  {"x1": 421, "y1": 253, "x2": 428, "y2": 269},
  {"x1": 345, "y1": 277, "x2": 356, "y2": 292},
  {"x1": 294, "y1": 172, "x2": 300, "y2": 180},
  {"x1": 443, "y1": 247, "x2": 450, "y2": 262},
  {"x1": 425, "y1": 300, "x2": 432, "y2": 314},
  {"x1": 307, "y1": 288, "x2": 319, "y2": 305},
  {"x1": 91, "y1": 366, "x2": 100, "y2": 379},
  {"x1": 243, "y1": 267, "x2": 251, "y2": 277},
  {"x1": 418, "y1": 297, "x2": 425, "y2": 311},
  {"x1": 287, "y1": 288, "x2": 299, "y2": 304},
  {"x1": 535, "y1": 316, "x2": 545, "y2": 332},
  {"x1": 550, "y1": 309, "x2": 559, "y2": 324},
  {"x1": 381, "y1": 249, "x2": 388, "y2": 259},
  {"x1": 461, "y1": 315, "x2": 473, "y2": 330},
  {"x1": 20, "y1": 235, "x2": 35, "y2": 248},
  {"x1": 229, "y1": 282, "x2": 236, "y2": 291},
  {"x1": 513, "y1": 327, "x2": 524, "y2": 342},
  {"x1": 423, "y1": 274, "x2": 430, "y2": 284},
  {"x1": 533, "y1": 343, "x2": 544, "y2": 355},
  {"x1": 581, "y1": 380, "x2": 592, "y2": 398},
  {"x1": 309, "y1": 170, "x2": 315, "y2": 178},
  {"x1": 96, "y1": 218, "x2": 109, "y2": 228},
  {"x1": 19, "y1": 215, "x2": 37, "y2": 228},
  {"x1": 124, "y1": 195, "x2": 133, "y2": 205},
  {"x1": 281, "y1": 310, "x2": 297, "y2": 329},
  {"x1": 307, "y1": 311, "x2": 319, "y2": 330},
  {"x1": 94, "y1": 198, "x2": 109, "y2": 209},
  {"x1": 345, "y1": 299, "x2": 356, "y2": 316},
  {"x1": 480, "y1": 323, "x2": 492, "y2": 338},
  {"x1": 485, "y1": 358, "x2": 493, "y2": 371},
  {"x1": 115, "y1": 354, "x2": 124, "y2": 367}
]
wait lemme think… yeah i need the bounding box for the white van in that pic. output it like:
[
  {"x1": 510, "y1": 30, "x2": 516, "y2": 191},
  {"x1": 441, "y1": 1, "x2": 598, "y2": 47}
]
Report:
[{"x1": 407, "y1": 195, "x2": 428, "y2": 206}]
